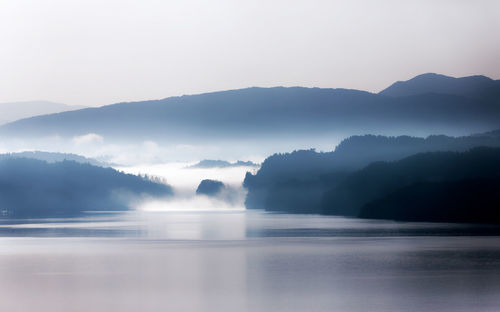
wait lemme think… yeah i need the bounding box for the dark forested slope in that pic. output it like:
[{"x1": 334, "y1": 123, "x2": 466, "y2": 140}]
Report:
[
  {"x1": 359, "y1": 179, "x2": 500, "y2": 224},
  {"x1": 322, "y1": 147, "x2": 500, "y2": 217},
  {"x1": 0, "y1": 158, "x2": 173, "y2": 217},
  {"x1": 244, "y1": 132, "x2": 500, "y2": 213}
]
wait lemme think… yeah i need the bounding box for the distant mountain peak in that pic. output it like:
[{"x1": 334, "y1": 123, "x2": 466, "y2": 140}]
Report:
[
  {"x1": 411, "y1": 72, "x2": 451, "y2": 80},
  {"x1": 0, "y1": 100, "x2": 86, "y2": 125},
  {"x1": 379, "y1": 73, "x2": 498, "y2": 98},
  {"x1": 187, "y1": 159, "x2": 259, "y2": 169},
  {"x1": 410, "y1": 72, "x2": 493, "y2": 83}
]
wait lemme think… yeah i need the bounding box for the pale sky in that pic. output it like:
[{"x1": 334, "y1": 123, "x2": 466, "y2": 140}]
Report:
[{"x1": 1, "y1": 0, "x2": 499, "y2": 107}]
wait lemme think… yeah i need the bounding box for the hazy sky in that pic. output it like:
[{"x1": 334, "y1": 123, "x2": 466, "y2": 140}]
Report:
[{"x1": 1, "y1": 0, "x2": 499, "y2": 107}]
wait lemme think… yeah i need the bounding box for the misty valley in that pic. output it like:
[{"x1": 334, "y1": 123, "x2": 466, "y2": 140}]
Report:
[
  {"x1": 2, "y1": 73, "x2": 500, "y2": 311},
  {"x1": 1, "y1": 73, "x2": 500, "y2": 223}
]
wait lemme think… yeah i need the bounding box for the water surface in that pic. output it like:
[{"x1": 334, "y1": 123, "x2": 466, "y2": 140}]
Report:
[{"x1": 1, "y1": 211, "x2": 499, "y2": 312}]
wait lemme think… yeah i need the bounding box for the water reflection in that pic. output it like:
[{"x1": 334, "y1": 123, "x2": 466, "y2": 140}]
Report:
[
  {"x1": 1, "y1": 210, "x2": 500, "y2": 239},
  {"x1": 1, "y1": 211, "x2": 500, "y2": 312}
]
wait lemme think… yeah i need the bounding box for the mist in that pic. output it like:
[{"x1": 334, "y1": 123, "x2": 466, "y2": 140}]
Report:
[
  {"x1": 0, "y1": 130, "x2": 348, "y2": 166},
  {"x1": 119, "y1": 162, "x2": 254, "y2": 213}
]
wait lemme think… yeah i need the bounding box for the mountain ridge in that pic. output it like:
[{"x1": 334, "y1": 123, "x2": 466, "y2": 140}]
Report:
[
  {"x1": 1, "y1": 74, "x2": 499, "y2": 142},
  {"x1": 379, "y1": 73, "x2": 500, "y2": 98}
]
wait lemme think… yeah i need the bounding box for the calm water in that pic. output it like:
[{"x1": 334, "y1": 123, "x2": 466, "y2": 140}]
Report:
[{"x1": 1, "y1": 211, "x2": 500, "y2": 312}]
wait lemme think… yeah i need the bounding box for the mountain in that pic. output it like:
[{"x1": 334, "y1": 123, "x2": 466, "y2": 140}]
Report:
[
  {"x1": 322, "y1": 147, "x2": 500, "y2": 221},
  {"x1": 243, "y1": 131, "x2": 500, "y2": 213},
  {"x1": 0, "y1": 158, "x2": 172, "y2": 218},
  {"x1": 1, "y1": 74, "x2": 500, "y2": 141},
  {"x1": 0, "y1": 101, "x2": 85, "y2": 125},
  {"x1": 188, "y1": 159, "x2": 259, "y2": 169},
  {"x1": 379, "y1": 73, "x2": 500, "y2": 98}
]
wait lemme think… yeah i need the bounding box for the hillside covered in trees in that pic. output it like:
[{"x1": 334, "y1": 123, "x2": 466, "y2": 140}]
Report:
[
  {"x1": 322, "y1": 147, "x2": 500, "y2": 222},
  {"x1": 0, "y1": 158, "x2": 173, "y2": 218},
  {"x1": 244, "y1": 131, "x2": 500, "y2": 215}
]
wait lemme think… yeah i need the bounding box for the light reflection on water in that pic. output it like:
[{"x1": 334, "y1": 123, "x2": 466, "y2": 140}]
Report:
[
  {"x1": 1, "y1": 211, "x2": 500, "y2": 312},
  {"x1": 1, "y1": 210, "x2": 500, "y2": 239}
]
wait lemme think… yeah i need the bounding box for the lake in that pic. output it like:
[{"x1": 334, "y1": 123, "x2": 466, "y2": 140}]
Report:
[{"x1": 1, "y1": 211, "x2": 500, "y2": 312}]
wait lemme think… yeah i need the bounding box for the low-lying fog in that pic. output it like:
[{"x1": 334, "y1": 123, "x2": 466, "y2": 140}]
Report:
[
  {"x1": 116, "y1": 162, "x2": 257, "y2": 212},
  {"x1": 0, "y1": 132, "x2": 346, "y2": 164},
  {"x1": 0, "y1": 134, "x2": 268, "y2": 213}
]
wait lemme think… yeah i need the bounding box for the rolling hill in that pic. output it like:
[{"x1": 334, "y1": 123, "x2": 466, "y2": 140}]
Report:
[{"x1": 1, "y1": 74, "x2": 499, "y2": 142}]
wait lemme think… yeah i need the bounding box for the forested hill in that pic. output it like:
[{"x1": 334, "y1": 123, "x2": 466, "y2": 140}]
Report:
[
  {"x1": 326, "y1": 147, "x2": 500, "y2": 223},
  {"x1": 244, "y1": 131, "x2": 500, "y2": 214},
  {"x1": 0, "y1": 158, "x2": 173, "y2": 218}
]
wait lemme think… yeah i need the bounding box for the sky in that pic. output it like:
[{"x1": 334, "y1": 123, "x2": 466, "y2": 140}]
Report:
[{"x1": 1, "y1": 0, "x2": 499, "y2": 107}]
